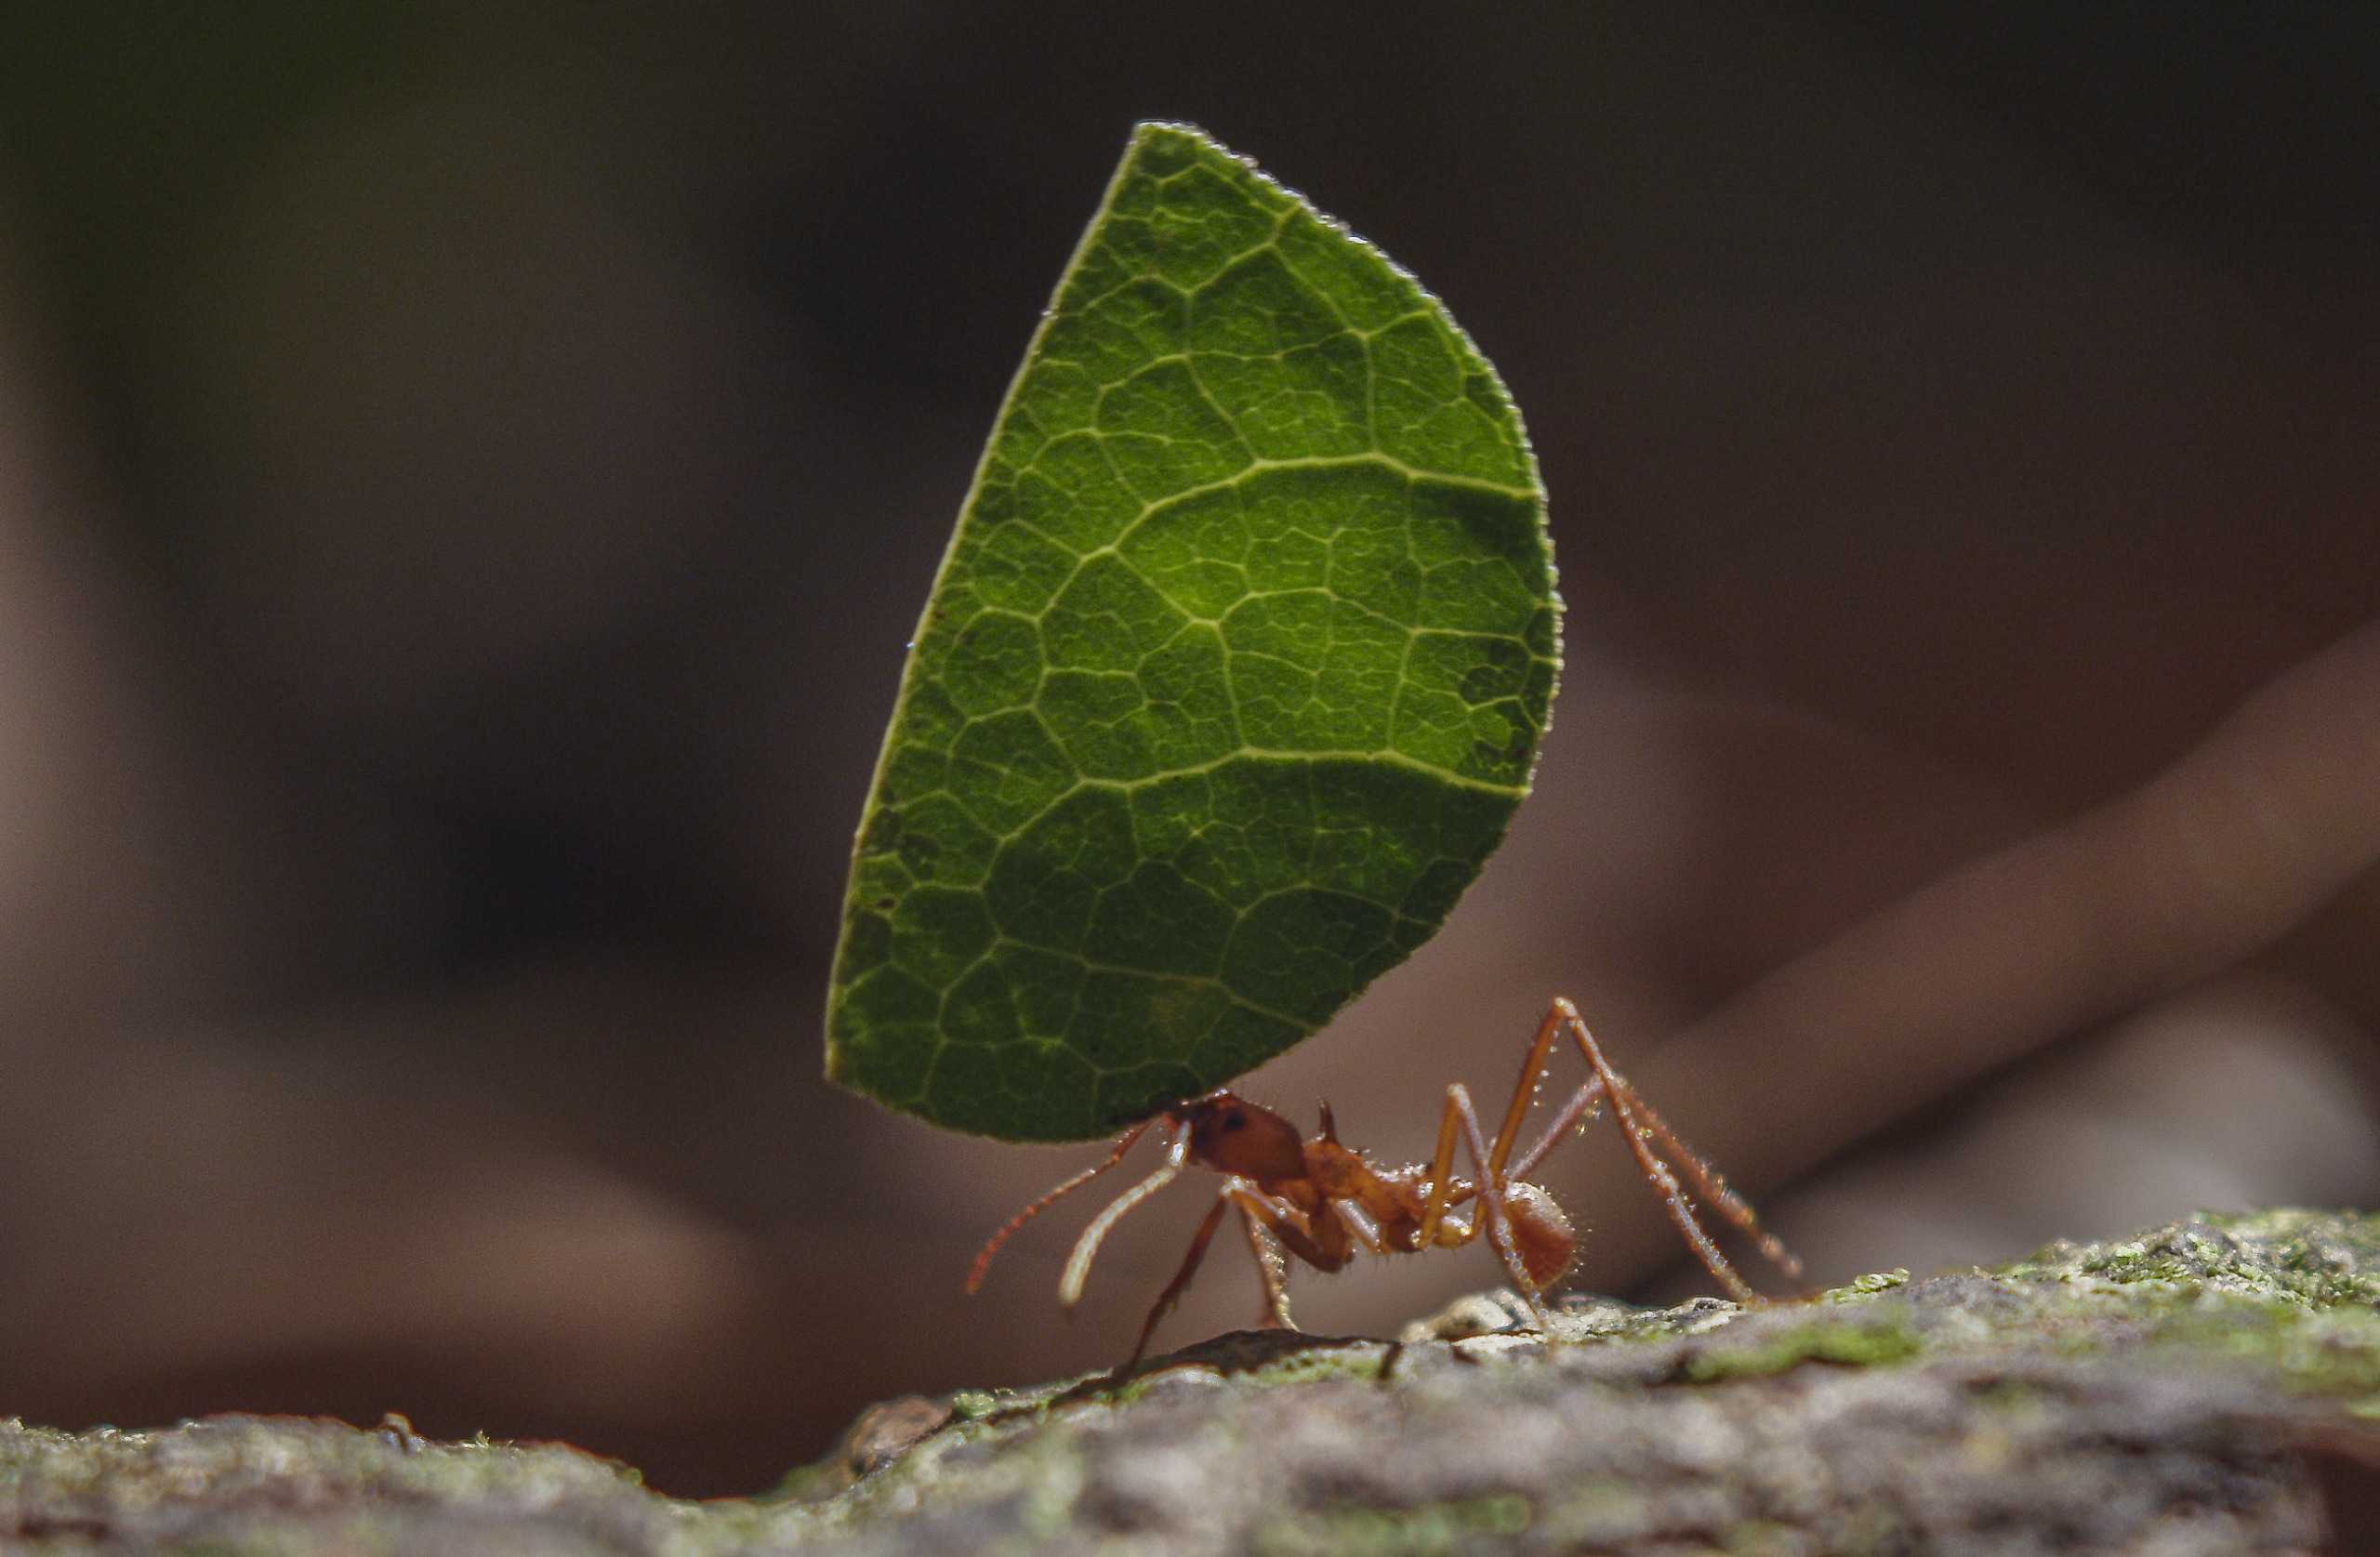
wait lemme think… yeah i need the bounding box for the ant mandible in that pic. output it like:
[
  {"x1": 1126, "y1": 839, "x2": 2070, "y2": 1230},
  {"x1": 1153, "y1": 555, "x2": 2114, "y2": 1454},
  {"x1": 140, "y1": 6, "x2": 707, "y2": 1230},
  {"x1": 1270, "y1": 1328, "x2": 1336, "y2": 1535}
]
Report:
[{"x1": 967, "y1": 996, "x2": 1805, "y2": 1365}]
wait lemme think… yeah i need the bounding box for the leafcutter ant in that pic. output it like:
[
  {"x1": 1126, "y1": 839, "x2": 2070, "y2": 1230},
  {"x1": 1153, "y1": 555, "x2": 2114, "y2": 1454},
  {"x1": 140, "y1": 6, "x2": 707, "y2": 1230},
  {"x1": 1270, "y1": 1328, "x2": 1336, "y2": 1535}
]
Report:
[{"x1": 967, "y1": 996, "x2": 1804, "y2": 1364}]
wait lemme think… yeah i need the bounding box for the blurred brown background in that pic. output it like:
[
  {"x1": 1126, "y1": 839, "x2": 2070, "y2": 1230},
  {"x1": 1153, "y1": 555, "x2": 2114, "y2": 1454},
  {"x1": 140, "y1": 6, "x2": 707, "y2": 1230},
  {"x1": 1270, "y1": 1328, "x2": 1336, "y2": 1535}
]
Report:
[{"x1": 1, "y1": 0, "x2": 2378, "y2": 1498}]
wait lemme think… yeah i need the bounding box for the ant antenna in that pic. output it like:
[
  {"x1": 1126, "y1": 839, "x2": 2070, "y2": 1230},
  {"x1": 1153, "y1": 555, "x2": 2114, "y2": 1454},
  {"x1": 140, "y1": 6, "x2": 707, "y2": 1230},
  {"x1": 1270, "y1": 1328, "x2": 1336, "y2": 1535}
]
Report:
[
  {"x1": 966, "y1": 1121, "x2": 1155, "y2": 1294},
  {"x1": 1059, "y1": 1124, "x2": 1192, "y2": 1308}
]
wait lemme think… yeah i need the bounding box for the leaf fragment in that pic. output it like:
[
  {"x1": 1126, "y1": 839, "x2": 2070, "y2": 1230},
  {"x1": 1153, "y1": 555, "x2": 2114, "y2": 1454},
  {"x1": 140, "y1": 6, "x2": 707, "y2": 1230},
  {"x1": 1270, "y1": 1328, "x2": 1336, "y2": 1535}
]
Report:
[{"x1": 827, "y1": 123, "x2": 1557, "y2": 1141}]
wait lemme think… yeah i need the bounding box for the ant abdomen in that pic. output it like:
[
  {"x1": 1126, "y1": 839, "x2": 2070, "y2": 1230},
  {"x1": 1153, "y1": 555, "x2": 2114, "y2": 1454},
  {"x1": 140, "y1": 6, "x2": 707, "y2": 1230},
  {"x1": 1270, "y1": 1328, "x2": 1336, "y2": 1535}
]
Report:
[{"x1": 1501, "y1": 1180, "x2": 1576, "y2": 1288}]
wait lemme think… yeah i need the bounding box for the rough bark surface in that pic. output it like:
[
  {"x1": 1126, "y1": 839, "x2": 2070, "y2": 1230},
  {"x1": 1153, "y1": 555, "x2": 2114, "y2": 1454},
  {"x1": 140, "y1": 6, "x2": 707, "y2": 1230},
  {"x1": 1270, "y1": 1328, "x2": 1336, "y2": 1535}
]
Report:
[{"x1": 8, "y1": 1209, "x2": 2380, "y2": 1553}]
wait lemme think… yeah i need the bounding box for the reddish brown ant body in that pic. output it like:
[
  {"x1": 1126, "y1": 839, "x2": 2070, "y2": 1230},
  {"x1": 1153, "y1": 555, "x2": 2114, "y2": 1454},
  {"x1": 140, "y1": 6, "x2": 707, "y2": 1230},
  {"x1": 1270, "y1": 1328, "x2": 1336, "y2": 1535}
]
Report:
[{"x1": 968, "y1": 997, "x2": 1803, "y2": 1364}]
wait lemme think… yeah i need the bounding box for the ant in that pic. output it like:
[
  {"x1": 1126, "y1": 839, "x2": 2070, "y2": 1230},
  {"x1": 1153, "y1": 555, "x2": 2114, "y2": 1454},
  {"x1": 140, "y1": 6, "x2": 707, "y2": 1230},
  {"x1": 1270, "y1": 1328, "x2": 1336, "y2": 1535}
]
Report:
[{"x1": 967, "y1": 996, "x2": 1805, "y2": 1365}]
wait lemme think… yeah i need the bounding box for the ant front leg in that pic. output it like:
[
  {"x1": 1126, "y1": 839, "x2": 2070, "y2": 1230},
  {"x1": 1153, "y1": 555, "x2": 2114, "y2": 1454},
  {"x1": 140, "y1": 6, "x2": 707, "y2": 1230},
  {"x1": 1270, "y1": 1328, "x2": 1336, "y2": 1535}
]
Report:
[
  {"x1": 1237, "y1": 1204, "x2": 1296, "y2": 1332},
  {"x1": 1127, "y1": 1181, "x2": 1318, "y2": 1366},
  {"x1": 1128, "y1": 1191, "x2": 1234, "y2": 1367}
]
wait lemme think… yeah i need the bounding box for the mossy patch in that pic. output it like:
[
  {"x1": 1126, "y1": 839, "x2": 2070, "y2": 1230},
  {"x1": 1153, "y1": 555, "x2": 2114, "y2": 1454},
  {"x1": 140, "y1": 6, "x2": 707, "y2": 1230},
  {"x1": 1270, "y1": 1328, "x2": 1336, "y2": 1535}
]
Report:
[
  {"x1": 2004, "y1": 1207, "x2": 2380, "y2": 1311},
  {"x1": 1680, "y1": 1314, "x2": 1924, "y2": 1382}
]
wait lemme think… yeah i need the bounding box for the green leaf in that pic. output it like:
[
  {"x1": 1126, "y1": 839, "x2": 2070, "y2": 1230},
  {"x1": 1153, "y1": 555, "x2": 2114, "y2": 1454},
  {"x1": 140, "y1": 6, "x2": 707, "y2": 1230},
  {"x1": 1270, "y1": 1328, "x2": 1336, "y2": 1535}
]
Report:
[{"x1": 826, "y1": 122, "x2": 1558, "y2": 1142}]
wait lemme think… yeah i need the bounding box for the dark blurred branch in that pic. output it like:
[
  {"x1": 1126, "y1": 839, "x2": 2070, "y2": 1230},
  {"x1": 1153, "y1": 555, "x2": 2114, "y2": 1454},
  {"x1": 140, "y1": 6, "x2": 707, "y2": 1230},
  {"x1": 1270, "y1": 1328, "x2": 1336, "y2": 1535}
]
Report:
[{"x1": 1578, "y1": 616, "x2": 2380, "y2": 1284}]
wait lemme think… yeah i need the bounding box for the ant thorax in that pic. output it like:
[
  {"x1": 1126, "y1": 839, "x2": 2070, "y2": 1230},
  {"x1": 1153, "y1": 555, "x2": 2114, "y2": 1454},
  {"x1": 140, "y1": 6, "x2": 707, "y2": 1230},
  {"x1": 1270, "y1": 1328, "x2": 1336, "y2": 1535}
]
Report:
[{"x1": 1302, "y1": 1138, "x2": 1379, "y2": 1201}]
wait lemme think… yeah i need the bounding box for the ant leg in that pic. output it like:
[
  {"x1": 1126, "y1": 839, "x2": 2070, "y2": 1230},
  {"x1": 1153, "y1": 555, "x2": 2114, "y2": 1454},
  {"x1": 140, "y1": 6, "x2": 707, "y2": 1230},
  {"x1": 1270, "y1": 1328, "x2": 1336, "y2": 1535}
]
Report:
[
  {"x1": 967, "y1": 1121, "x2": 1156, "y2": 1293},
  {"x1": 1331, "y1": 1198, "x2": 1391, "y2": 1257},
  {"x1": 1457, "y1": 1084, "x2": 1556, "y2": 1331},
  {"x1": 1237, "y1": 1204, "x2": 1296, "y2": 1331},
  {"x1": 1415, "y1": 1087, "x2": 1467, "y2": 1250},
  {"x1": 1127, "y1": 1190, "x2": 1233, "y2": 1367},
  {"x1": 1418, "y1": 1085, "x2": 1552, "y2": 1333},
  {"x1": 1589, "y1": 1060, "x2": 1804, "y2": 1283},
  {"x1": 1223, "y1": 1182, "x2": 1339, "y2": 1273},
  {"x1": 1550, "y1": 999, "x2": 1786, "y2": 1301},
  {"x1": 1128, "y1": 1181, "x2": 1312, "y2": 1365},
  {"x1": 1505, "y1": 1073, "x2": 1609, "y2": 1184},
  {"x1": 1418, "y1": 998, "x2": 1573, "y2": 1254},
  {"x1": 1486, "y1": 1000, "x2": 1571, "y2": 1181},
  {"x1": 1059, "y1": 1125, "x2": 1189, "y2": 1309}
]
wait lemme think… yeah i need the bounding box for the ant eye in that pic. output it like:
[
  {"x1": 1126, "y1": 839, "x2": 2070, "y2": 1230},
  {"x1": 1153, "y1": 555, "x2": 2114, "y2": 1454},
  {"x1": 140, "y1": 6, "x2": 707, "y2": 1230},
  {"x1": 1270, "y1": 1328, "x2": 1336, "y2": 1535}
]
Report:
[{"x1": 1222, "y1": 1112, "x2": 1245, "y2": 1130}]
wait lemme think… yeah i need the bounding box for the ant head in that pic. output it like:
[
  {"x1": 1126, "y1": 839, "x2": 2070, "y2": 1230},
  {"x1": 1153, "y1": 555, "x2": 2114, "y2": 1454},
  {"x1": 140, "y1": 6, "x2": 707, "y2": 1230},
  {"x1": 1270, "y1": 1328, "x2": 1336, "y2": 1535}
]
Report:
[{"x1": 1173, "y1": 1090, "x2": 1306, "y2": 1182}]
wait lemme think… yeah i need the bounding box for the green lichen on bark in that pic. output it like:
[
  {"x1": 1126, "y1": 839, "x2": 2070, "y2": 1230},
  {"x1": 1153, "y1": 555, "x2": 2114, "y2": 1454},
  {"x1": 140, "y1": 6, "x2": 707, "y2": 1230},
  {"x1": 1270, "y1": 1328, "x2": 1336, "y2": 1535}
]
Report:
[{"x1": 8, "y1": 1210, "x2": 2380, "y2": 1553}]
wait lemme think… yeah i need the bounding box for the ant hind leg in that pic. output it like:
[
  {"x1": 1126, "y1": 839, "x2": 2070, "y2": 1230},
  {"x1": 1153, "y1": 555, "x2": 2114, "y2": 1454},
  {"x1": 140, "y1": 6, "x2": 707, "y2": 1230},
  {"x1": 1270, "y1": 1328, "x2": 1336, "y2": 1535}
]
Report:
[
  {"x1": 1603, "y1": 1077, "x2": 1803, "y2": 1283},
  {"x1": 1552, "y1": 999, "x2": 1800, "y2": 1300}
]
